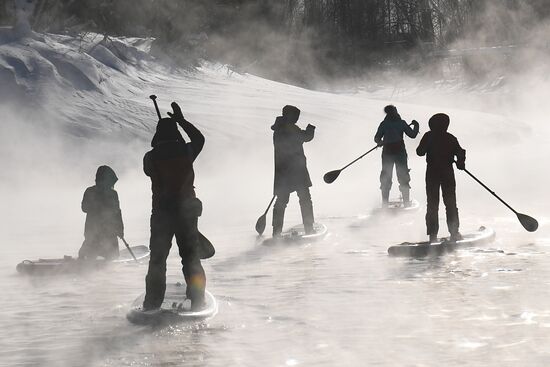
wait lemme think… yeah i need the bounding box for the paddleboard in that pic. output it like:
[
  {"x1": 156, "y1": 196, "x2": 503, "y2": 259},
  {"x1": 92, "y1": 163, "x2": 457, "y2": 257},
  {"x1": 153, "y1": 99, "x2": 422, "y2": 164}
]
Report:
[
  {"x1": 127, "y1": 283, "x2": 218, "y2": 325},
  {"x1": 372, "y1": 198, "x2": 420, "y2": 214},
  {"x1": 16, "y1": 245, "x2": 150, "y2": 275},
  {"x1": 388, "y1": 226, "x2": 496, "y2": 257},
  {"x1": 262, "y1": 223, "x2": 328, "y2": 246}
]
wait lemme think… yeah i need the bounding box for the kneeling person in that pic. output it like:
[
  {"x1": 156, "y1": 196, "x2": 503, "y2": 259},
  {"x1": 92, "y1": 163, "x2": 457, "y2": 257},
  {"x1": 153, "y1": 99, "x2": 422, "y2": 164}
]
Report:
[{"x1": 79, "y1": 166, "x2": 124, "y2": 261}]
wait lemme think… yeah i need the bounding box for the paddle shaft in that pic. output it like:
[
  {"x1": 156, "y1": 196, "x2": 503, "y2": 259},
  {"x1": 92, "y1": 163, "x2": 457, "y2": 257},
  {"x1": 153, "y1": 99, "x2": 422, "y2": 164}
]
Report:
[
  {"x1": 460, "y1": 165, "x2": 518, "y2": 214},
  {"x1": 150, "y1": 95, "x2": 162, "y2": 119},
  {"x1": 121, "y1": 237, "x2": 139, "y2": 262},
  {"x1": 337, "y1": 122, "x2": 415, "y2": 172},
  {"x1": 264, "y1": 195, "x2": 276, "y2": 215}
]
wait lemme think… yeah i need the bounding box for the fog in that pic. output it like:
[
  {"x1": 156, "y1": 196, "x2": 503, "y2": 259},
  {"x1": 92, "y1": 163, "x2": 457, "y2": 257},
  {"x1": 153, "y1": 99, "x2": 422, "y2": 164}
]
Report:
[{"x1": 1, "y1": 2, "x2": 550, "y2": 366}]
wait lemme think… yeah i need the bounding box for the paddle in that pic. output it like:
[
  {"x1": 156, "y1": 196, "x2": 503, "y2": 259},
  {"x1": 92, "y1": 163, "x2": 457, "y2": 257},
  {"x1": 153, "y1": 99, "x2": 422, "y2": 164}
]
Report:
[
  {"x1": 255, "y1": 195, "x2": 276, "y2": 235},
  {"x1": 324, "y1": 145, "x2": 379, "y2": 184},
  {"x1": 120, "y1": 237, "x2": 139, "y2": 263},
  {"x1": 150, "y1": 95, "x2": 162, "y2": 119},
  {"x1": 457, "y1": 163, "x2": 538, "y2": 232},
  {"x1": 324, "y1": 122, "x2": 416, "y2": 184}
]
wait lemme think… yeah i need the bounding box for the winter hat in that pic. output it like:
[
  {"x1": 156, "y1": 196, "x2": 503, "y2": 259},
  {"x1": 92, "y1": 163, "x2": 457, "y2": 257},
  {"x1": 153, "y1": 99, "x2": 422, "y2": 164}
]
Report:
[
  {"x1": 428, "y1": 113, "x2": 450, "y2": 132},
  {"x1": 96, "y1": 165, "x2": 118, "y2": 187},
  {"x1": 282, "y1": 105, "x2": 300, "y2": 124},
  {"x1": 151, "y1": 117, "x2": 185, "y2": 147}
]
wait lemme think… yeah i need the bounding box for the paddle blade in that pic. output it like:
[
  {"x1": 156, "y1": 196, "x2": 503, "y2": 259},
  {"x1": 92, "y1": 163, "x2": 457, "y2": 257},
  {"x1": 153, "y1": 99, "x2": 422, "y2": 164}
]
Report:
[
  {"x1": 198, "y1": 232, "x2": 216, "y2": 259},
  {"x1": 255, "y1": 214, "x2": 267, "y2": 235},
  {"x1": 517, "y1": 213, "x2": 539, "y2": 232},
  {"x1": 323, "y1": 170, "x2": 341, "y2": 184}
]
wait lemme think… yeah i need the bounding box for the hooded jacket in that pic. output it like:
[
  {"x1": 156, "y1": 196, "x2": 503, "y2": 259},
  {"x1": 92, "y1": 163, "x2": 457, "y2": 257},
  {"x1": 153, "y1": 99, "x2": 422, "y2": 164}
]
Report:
[
  {"x1": 374, "y1": 113, "x2": 419, "y2": 154},
  {"x1": 144, "y1": 117, "x2": 205, "y2": 212},
  {"x1": 272, "y1": 115, "x2": 314, "y2": 195},
  {"x1": 416, "y1": 114, "x2": 466, "y2": 169},
  {"x1": 82, "y1": 165, "x2": 123, "y2": 240}
]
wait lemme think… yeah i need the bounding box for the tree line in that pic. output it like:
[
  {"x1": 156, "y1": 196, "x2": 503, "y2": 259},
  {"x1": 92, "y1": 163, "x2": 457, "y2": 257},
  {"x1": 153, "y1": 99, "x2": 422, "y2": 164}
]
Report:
[{"x1": 2, "y1": 0, "x2": 549, "y2": 80}]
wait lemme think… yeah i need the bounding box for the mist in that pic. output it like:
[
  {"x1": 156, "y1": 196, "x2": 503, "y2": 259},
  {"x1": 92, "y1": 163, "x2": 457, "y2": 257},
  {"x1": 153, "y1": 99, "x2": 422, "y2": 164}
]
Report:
[{"x1": 2, "y1": 0, "x2": 550, "y2": 366}]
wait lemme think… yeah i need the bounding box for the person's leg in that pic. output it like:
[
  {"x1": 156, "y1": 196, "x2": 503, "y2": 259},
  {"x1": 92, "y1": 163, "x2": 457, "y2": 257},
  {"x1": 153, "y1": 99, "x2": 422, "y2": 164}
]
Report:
[
  {"x1": 297, "y1": 187, "x2": 314, "y2": 234},
  {"x1": 441, "y1": 169, "x2": 460, "y2": 239},
  {"x1": 380, "y1": 152, "x2": 395, "y2": 205},
  {"x1": 395, "y1": 151, "x2": 412, "y2": 204},
  {"x1": 102, "y1": 236, "x2": 120, "y2": 261},
  {"x1": 272, "y1": 192, "x2": 290, "y2": 237},
  {"x1": 425, "y1": 169, "x2": 441, "y2": 241},
  {"x1": 175, "y1": 215, "x2": 206, "y2": 310},
  {"x1": 143, "y1": 212, "x2": 174, "y2": 310}
]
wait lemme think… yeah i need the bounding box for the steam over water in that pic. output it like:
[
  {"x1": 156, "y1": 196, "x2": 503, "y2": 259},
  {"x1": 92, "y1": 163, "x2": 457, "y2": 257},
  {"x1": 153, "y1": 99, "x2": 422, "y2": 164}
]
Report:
[{"x1": 1, "y1": 34, "x2": 550, "y2": 366}]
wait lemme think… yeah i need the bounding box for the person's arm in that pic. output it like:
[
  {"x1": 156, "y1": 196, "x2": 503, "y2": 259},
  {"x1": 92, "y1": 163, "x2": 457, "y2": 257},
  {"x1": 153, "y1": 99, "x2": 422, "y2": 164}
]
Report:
[
  {"x1": 404, "y1": 120, "x2": 420, "y2": 139},
  {"x1": 143, "y1": 152, "x2": 153, "y2": 177},
  {"x1": 168, "y1": 102, "x2": 205, "y2": 159},
  {"x1": 302, "y1": 124, "x2": 315, "y2": 142},
  {"x1": 81, "y1": 188, "x2": 93, "y2": 213},
  {"x1": 114, "y1": 191, "x2": 124, "y2": 238},
  {"x1": 374, "y1": 122, "x2": 384, "y2": 145},
  {"x1": 416, "y1": 132, "x2": 431, "y2": 156},
  {"x1": 454, "y1": 137, "x2": 466, "y2": 170}
]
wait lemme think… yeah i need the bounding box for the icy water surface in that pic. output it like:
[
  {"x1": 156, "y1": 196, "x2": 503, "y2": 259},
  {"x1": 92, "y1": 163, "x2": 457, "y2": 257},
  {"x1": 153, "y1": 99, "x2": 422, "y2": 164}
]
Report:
[{"x1": 2, "y1": 209, "x2": 550, "y2": 367}]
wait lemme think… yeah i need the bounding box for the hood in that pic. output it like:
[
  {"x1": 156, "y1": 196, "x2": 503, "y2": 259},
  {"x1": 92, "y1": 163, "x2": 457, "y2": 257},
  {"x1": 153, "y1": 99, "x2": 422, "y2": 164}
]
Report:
[
  {"x1": 271, "y1": 115, "x2": 286, "y2": 131},
  {"x1": 428, "y1": 113, "x2": 450, "y2": 133},
  {"x1": 151, "y1": 117, "x2": 185, "y2": 147},
  {"x1": 95, "y1": 165, "x2": 118, "y2": 188}
]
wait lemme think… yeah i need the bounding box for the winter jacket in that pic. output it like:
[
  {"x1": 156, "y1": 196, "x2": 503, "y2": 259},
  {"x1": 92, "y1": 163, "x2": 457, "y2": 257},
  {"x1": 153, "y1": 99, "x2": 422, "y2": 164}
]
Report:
[
  {"x1": 82, "y1": 186, "x2": 123, "y2": 240},
  {"x1": 144, "y1": 119, "x2": 205, "y2": 212},
  {"x1": 416, "y1": 117, "x2": 465, "y2": 169},
  {"x1": 272, "y1": 116, "x2": 314, "y2": 195},
  {"x1": 374, "y1": 114, "x2": 419, "y2": 154}
]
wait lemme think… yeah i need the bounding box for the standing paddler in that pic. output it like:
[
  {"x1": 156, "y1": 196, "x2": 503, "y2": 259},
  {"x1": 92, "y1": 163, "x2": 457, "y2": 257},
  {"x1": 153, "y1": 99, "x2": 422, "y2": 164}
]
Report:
[{"x1": 374, "y1": 105, "x2": 420, "y2": 207}]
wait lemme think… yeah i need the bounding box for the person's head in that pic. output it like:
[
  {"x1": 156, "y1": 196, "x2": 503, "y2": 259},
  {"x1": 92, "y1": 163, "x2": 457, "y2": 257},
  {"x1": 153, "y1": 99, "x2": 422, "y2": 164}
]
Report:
[
  {"x1": 384, "y1": 105, "x2": 399, "y2": 118},
  {"x1": 151, "y1": 117, "x2": 185, "y2": 147},
  {"x1": 95, "y1": 165, "x2": 118, "y2": 189},
  {"x1": 428, "y1": 113, "x2": 450, "y2": 133},
  {"x1": 282, "y1": 105, "x2": 301, "y2": 124}
]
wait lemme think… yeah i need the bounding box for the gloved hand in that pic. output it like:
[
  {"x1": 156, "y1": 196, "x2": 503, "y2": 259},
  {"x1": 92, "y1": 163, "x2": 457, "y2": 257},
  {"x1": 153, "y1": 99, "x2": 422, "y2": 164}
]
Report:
[
  {"x1": 456, "y1": 161, "x2": 466, "y2": 170},
  {"x1": 411, "y1": 120, "x2": 419, "y2": 127},
  {"x1": 168, "y1": 102, "x2": 185, "y2": 122},
  {"x1": 306, "y1": 124, "x2": 316, "y2": 130}
]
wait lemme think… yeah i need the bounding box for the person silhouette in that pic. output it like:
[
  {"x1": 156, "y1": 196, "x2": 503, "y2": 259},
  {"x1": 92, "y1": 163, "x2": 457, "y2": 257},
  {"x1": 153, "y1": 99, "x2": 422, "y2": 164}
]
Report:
[
  {"x1": 142, "y1": 102, "x2": 207, "y2": 311},
  {"x1": 416, "y1": 113, "x2": 466, "y2": 243},
  {"x1": 374, "y1": 105, "x2": 419, "y2": 207},
  {"x1": 78, "y1": 165, "x2": 124, "y2": 260},
  {"x1": 271, "y1": 105, "x2": 316, "y2": 236}
]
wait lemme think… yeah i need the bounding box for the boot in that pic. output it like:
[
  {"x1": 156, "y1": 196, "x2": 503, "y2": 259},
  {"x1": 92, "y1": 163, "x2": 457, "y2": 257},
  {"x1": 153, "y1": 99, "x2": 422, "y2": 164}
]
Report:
[
  {"x1": 401, "y1": 188, "x2": 411, "y2": 207},
  {"x1": 381, "y1": 189, "x2": 390, "y2": 208},
  {"x1": 450, "y1": 232, "x2": 463, "y2": 242},
  {"x1": 429, "y1": 234, "x2": 438, "y2": 243},
  {"x1": 272, "y1": 206, "x2": 285, "y2": 237}
]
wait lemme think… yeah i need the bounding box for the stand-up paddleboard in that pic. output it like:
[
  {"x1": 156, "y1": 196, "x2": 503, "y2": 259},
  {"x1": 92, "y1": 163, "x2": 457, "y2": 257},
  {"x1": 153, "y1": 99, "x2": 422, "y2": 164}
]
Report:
[
  {"x1": 372, "y1": 198, "x2": 420, "y2": 214},
  {"x1": 16, "y1": 246, "x2": 150, "y2": 275},
  {"x1": 388, "y1": 226, "x2": 496, "y2": 257},
  {"x1": 127, "y1": 283, "x2": 218, "y2": 325},
  {"x1": 262, "y1": 223, "x2": 328, "y2": 246}
]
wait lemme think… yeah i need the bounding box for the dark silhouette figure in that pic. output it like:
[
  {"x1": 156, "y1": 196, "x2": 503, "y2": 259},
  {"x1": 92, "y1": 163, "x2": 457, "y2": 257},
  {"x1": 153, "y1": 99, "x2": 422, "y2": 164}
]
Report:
[
  {"x1": 272, "y1": 105, "x2": 316, "y2": 236},
  {"x1": 374, "y1": 105, "x2": 419, "y2": 206},
  {"x1": 142, "y1": 102, "x2": 206, "y2": 311},
  {"x1": 78, "y1": 166, "x2": 124, "y2": 260},
  {"x1": 416, "y1": 113, "x2": 466, "y2": 243}
]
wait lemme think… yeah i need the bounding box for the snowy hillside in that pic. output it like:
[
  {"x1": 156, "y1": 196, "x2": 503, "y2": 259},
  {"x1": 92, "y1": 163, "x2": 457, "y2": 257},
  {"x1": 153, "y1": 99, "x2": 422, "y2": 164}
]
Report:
[{"x1": 0, "y1": 29, "x2": 548, "y2": 249}]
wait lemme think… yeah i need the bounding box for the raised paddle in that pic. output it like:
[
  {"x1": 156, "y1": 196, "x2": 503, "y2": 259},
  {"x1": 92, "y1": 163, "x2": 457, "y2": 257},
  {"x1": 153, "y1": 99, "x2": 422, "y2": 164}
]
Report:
[
  {"x1": 255, "y1": 195, "x2": 276, "y2": 235},
  {"x1": 149, "y1": 95, "x2": 162, "y2": 119},
  {"x1": 457, "y1": 163, "x2": 538, "y2": 232},
  {"x1": 324, "y1": 145, "x2": 379, "y2": 184},
  {"x1": 120, "y1": 237, "x2": 139, "y2": 263}
]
